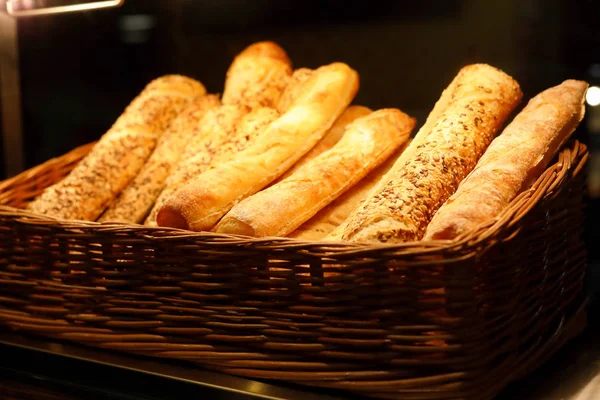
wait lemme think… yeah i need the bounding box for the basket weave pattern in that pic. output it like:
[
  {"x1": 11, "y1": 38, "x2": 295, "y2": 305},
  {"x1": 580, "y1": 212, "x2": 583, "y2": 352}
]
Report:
[{"x1": 0, "y1": 141, "x2": 589, "y2": 400}]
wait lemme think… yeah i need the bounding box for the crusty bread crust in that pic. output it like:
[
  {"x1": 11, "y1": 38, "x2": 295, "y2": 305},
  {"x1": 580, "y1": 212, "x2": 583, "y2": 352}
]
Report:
[
  {"x1": 276, "y1": 105, "x2": 372, "y2": 183},
  {"x1": 275, "y1": 68, "x2": 313, "y2": 113},
  {"x1": 291, "y1": 139, "x2": 411, "y2": 241}
]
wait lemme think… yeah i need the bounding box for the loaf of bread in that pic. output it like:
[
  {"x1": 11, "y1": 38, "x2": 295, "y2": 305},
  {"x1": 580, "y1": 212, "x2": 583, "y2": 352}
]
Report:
[
  {"x1": 215, "y1": 108, "x2": 414, "y2": 237},
  {"x1": 144, "y1": 104, "x2": 276, "y2": 226},
  {"x1": 276, "y1": 105, "x2": 372, "y2": 183},
  {"x1": 275, "y1": 68, "x2": 313, "y2": 113},
  {"x1": 99, "y1": 94, "x2": 221, "y2": 224},
  {"x1": 337, "y1": 64, "x2": 522, "y2": 243},
  {"x1": 222, "y1": 41, "x2": 292, "y2": 109},
  {"x1": 27, "y1": 75, "x2": 206, "y2": 221},
  {"x1": 424, "y1": 79, "x2": 588, "y2": 240},
  {"x1": 321, "y1": 72, "x2": 474, "y2": 242},
  {"x1": 290, "y1": 140, "x2": 411, "y2": 240},
  {"x1": 156, "y1": 62, "x2": 360, "y2": 231}
]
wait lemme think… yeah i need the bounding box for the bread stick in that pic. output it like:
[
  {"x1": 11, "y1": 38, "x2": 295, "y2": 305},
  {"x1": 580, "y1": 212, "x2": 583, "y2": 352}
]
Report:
[
  {"x1": 338, "y1": 64, "x2": 522, "y2": 243},
  {"x1": 424, "y1": 79, "x2": 587, "y2": 240},
  {"x1": 28, "y1": 75, "x2": 206, "y2": 221},
  {"x1": 215, "y1": 108, "x2": 414, "y2": 237},
  {"x1": 99, "y1": 94, "x2": 220, "y2": 224},
  {"x1": 290, "y1": 140, "x2": 411, "y2": 240},
  {"x1": 156, "y1": 62, "x2": 360, "y2": 231}
]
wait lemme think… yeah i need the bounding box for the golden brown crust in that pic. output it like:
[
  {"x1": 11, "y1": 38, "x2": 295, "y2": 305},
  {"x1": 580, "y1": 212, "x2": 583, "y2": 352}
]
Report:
[
  {"x1": 275, "y1": 68, "x2": 313, "y2": 113},
  {"x1": 27, "y1": 75, "x2": 206, "y2": 221},
  {"x1": 222, "y1": 41, "x2": 292, "y2": 109},
  {"x1": 213, "y1": 106, "x2": 281, "y2": 162},
  {"x1": 338, "y1": 64, "x2": 523, "y2": 243},
  {"x1": 290, "y1": 139, "x2": 411, "y2": 240},
  {"x1": 216, "y1": 108, "x2": 414, "y2": 237},
  {"x1": 276, "y1": 105, "x2": 372, "y2": 183},
  {"x1": 424, "y1": 79, "x2": 587, "y2": 240},
  {"x1": 99, "y1": 94, "x2": 221, "y2": 224},
  {"x1": 156, "y1": 62, "x2": 360, "y2": 231},
  {"x1": 144, "y1": 103, "x2": 258, "y2": 226}
]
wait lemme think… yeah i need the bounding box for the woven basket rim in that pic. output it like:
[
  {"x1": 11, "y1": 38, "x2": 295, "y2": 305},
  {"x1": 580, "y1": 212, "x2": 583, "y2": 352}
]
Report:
[{"x1": 0, "y1": 140, "x2": 588, "y2": 256}]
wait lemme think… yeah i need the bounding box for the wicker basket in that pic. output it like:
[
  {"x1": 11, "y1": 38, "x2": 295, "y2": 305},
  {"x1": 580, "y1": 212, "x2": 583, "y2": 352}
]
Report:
[{"x1": 0, "y1": 140, "x2": 589, "y2": 400}]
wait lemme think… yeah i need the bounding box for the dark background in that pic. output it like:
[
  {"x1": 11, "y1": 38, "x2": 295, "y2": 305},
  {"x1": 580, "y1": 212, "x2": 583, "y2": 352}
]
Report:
[{"x1": 2, "y1": 0, "x2": 600, "y2": 262}]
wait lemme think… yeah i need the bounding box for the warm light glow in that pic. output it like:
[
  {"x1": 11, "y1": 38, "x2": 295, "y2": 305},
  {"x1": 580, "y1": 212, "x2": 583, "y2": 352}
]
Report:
[
  {"x1": 6, "y1": 0, "x2": 124, "y2": 17},
  {"x1": 586, "y1": 86, "x2": 600, "y2": 107}
]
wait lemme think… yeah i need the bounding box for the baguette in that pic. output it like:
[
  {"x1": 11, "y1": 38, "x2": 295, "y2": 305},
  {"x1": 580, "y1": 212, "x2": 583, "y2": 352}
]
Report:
[
  {"x1": 28, "y1": 75, "x2": 206, "y2": 221},
  {"x1": 222, "y1": 41, "x2": 292, "y2": 109},
  {"x1": 290, "y1": 139, "x2": 411, "y2": 240},
  {"x1": 322, "y1": 72, "x2": 469, "y2": 241},
  {"x1": 424, "y1": 79, "x2": 588, "y2": 240},
  {"x1": 276, "y1": 105, "x2": 372, "y2": 182},
  {"x1": 144, "y1": 104, "x2": 269, "y2": 226},
  {"x1": 275, "y1": 68, "x2": 313, "y2": 113},
  {"x1": 156, "y1": 62, "x2": 360, "y2": 231},
  {"x1": 216, "y1": 108, "x2": 414, "y2": 237},
  {"x1": 338, "y1": 64, "x2": 522, "y2": 243},
  {"x1": 99, "y1": 94, "x2": 221, "y2": 224}
]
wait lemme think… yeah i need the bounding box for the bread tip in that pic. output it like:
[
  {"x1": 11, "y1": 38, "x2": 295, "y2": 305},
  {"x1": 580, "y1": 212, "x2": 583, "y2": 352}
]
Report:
[
  {"x1": 423, "y1": 226, "x2": 455, "y2": 241},
  {"x1": 157, "y1": 207, "x2": 189, "y2": 230},
  {"x1": 215, "y1": 217, "x2": 256, "y2": 237},
  {"x1": 240, "y1": 41, "x2": 291, "y2": 65},
  {"x1": 563, "y1": 78, "x2": 589, "y2": 87}
]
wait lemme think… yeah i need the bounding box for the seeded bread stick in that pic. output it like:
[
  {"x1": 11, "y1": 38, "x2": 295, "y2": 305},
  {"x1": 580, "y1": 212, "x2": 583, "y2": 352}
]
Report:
[
  {"x1": 99, "y1": 94, "x2": 221, "y2": 224},
  {"x1": 28, "y1": 75, "x2": 206, "y2": 221}
]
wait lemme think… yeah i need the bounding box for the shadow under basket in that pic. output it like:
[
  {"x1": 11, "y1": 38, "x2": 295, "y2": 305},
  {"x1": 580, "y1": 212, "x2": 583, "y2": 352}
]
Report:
[{"x1": 0, "y1": 140, "x2": 590, "y2": 400}]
